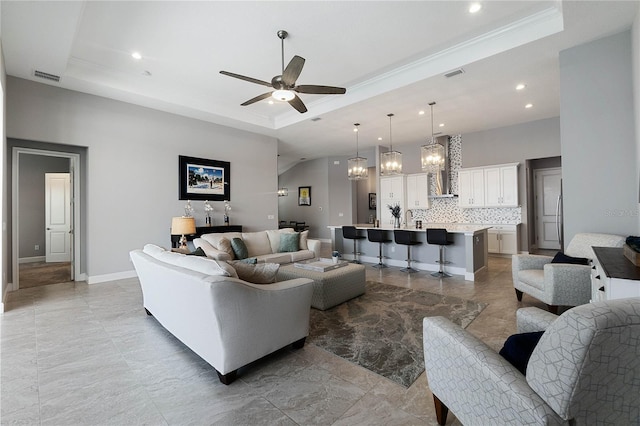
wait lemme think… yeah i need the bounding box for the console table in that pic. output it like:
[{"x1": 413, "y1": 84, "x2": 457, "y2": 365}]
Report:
[
  {"x1": 591, "y1": 247, "x2": 640, "y2": 301},
  {"x1": 170, "y1": 225, "x2": 242, "y2": 248}
]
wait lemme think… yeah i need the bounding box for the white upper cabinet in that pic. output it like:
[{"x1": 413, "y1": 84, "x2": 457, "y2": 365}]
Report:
[
  {"x1": 484, "y1": 164, "x2": 519, "y2": 207},
  {"x1": 458, "y1": 168, "x2": 485, "y2": 208},
  {"x1": 406, "y1": 173, "x2": 430, "y2": 209}
]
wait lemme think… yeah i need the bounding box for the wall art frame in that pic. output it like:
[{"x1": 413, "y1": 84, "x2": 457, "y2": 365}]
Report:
[
  {"x1": 179, "y1": 155, "x2": 230, "y2": 201},
  {"x1": 369, "y1": 193, "x2": 377, "y2": 210},
  {"x1": 298, "y1": 186, "x2": 311, "y2": 206}
]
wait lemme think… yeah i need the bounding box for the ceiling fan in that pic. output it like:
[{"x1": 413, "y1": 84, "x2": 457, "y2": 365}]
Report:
[{"x1": 220, "y1": 30, "x2": 346, "y2": 114}]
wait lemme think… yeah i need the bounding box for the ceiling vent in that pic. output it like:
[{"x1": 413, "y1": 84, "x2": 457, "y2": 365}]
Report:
[
  {"x1": 310, "y1": 117, "x2": 322, "y2": 122},
  {"x1": 444, "y1": 68, "x2": 465, "y2": 78},
  {"x1": 33, "y1": 70, "x2": 61, "y2": 82}
]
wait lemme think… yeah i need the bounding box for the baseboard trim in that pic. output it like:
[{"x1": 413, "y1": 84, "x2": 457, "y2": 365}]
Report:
[
  {"x1": 87, "y1": 270, "x2": 137, "y2": 285},
  {"x1": 19, "y1": 256, "x2": 46, "y2": 264}
]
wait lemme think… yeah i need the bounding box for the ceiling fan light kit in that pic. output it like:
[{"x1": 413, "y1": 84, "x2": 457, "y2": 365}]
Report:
[{"x1": 220, "y1": 30, "x2": 346, "y2": 113}]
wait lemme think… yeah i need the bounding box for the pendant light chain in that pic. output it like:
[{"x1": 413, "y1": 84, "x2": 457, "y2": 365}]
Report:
[
  {"x1": 355, "y1": 123, "x2": 360, "y2": 157},
  {"x1": 430, "y1": 102, "x2": 435, "y2": 143},
  {"x1": 388, "y1": 113, "x2": 394, "y2": 151}
]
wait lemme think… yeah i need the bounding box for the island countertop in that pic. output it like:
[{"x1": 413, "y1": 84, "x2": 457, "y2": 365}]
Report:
[{"x1": 328, "y1": 223, "x2": 492, "y2": 235}]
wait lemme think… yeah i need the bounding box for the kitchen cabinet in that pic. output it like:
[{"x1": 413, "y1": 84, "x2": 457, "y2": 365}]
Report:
[
  {"x1": 487, "y1": 224, "x2": 520, "y2": 255},
  {"x1": 484, "y1": 164, "x2": 519, "y2": 207},
  {"x1": 458, "y1": 168, "x2": 485, "y2": 207},
  {"x1": 379, "y1": 175, "x2": 405, "y2": 226},
  {"x1": 406, "y1": 173, "x2": 430, "y2": 209},
  {"x1": 591, "y1": 247, "x2": 640, "y2": 302}
]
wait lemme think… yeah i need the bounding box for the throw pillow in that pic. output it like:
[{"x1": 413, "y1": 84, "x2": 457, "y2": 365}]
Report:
[
  {"x1": 299, "y1": 230, "x2": 309, "y2": 250},
  {"x1": 215, "y1": 237, "x2": 235, "y2": 259},
  {"x1": 279, "y1": 232, "x2": 300, "y2": 253},
  {"x1": 230, "y1": 262, "x2": 279, "y2": 284},
  {"x1": 187, "y1": 247, "x2": 207, "y2": 257},
  {"x1": 230, "y1": 237, "x2": 249, "y2": 260},
  {"x1": 499, "y1": 331, "x2": 545, "y2": 375},
  {"x1": 237, "y1": 257, "x2": 258, "y2": 264},
  {"x1": 551, "y1": 251, "x2": 589, "y2": 265}
]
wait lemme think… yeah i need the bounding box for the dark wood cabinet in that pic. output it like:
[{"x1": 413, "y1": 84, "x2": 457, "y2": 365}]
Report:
[{"x1": 170, "y1": 225, "x2": 243, "y2": 248}]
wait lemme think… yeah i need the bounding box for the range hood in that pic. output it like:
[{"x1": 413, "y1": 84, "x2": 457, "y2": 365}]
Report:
[{"x1": 427, "y1": 135, "x2": 457, "y2": 198}]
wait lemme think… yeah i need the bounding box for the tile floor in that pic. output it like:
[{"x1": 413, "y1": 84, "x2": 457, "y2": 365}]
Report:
[{"x1": 1, "y1": 255, "x2": 552, "y2": 425}]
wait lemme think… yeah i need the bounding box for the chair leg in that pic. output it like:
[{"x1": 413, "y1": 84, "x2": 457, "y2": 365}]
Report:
[
  {"x1": 372, "y1": 242, "x2": 387, "y2": 268},
  {"x1": 433, "y1": 394, "x2": 449, "y2": 426},
  {"x1": 431, "y1": 245, "x2": 452, "y2": 278},
  {"x1": 352, "y1": 239, "x2": 361, "y2": 264},
  {"x1": 515, "y1": 289, "x2": 523, "y2": 301},
  {"x1": 400, "y1": 245, "x2": 417, "y2": 273}
]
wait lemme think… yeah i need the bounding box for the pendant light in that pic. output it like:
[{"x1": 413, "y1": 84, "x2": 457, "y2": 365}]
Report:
[
  {"x1": 380, "y1": 113, "x2": 402, "y2": 175},
  {"x1": 421, "y1": 102, "x2": 445, "y2": 171},
  {"x1": 348, "y1": 123, "x2": 369, "y2": 180}
]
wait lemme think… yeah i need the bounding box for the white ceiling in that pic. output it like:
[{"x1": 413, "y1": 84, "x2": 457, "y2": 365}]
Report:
[{"x1": 2, "y1": 1, "x2": 638, "y2": 173}]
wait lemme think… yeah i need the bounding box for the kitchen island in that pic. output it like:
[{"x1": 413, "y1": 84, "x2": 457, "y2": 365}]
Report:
[{"x1": 328, "y1": 224, "x2": 491, "y2": 281}]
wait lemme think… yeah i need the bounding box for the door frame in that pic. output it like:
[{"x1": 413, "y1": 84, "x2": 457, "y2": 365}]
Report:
[
  {"x1": 11, "y1": 148, "x2": 82, "y2": 290},
  {"x1": 533, "y1": 167, "x2": 562, "y2": 251}
]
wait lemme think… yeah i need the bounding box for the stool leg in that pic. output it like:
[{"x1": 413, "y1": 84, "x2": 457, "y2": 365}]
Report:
[
  {"x1": 400, "y1": 245, "x2": 418, "y2": 273},
  {"x1": 372, "y1": 242, "x2": 387, "y2": 268},
  {"x1": 431, "y1": 245, "x2": 452, "y2": 278},
  {"x1": 352, "y1": 239, "x2": 361, "y2": 264}
]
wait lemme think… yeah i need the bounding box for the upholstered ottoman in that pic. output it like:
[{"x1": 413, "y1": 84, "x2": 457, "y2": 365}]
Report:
[{"x1": 277, "y1": 263, "x2": 366, "y2": 310}]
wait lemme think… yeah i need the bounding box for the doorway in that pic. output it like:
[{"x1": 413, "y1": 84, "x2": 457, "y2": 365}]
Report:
[
  {"x1": 12, "y1": 148, "x2": 81, "y2": 290},
  {"x1": 534, "y1": 167, "x2": 563, "y2": 251}
]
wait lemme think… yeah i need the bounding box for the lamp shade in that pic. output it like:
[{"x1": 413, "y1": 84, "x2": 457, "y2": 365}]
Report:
[{"x1": 171, "y1": 216, "x2": 196, "y2": 235}]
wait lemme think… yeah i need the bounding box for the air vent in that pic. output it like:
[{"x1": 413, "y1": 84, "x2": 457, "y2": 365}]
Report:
[
  {"x1": 34, "y1": 70, "x2": 61, "y2": 82},
  {"x1": 444, "y1": 68, "x2": 465, "y2": 78},
  {"x1": 310, "y1": 117, "x2": 322, "y2": 122}
]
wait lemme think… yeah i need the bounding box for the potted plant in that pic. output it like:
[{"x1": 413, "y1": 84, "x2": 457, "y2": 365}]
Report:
[
  {"x1": 331, "y1": 250, "x2": 342, "y2": 264},
  {"x1": 388, "y1": 203, "x2": 402, "y2": 228}
]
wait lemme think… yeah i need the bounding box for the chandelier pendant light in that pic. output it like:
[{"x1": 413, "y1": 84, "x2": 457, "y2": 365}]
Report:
[
  {"x1": 380, "y1": 113, "x2": 403, "y2": 175},
  {"x1": 348, "y1": 123, "x2": 369, "y2": 180},
  {"x1": 421, "y1": 101, "x2": 446, "y2": 194}
]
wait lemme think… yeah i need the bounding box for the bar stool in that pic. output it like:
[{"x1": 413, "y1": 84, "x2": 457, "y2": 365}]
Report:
[
  {"x1": 427, "y1": 228, "x2": 453, "y2": 278},
  {"x1": 367, "y1": 229, "x2": 391, "y2": 268},
  {"x1": 342, "y1": 226, "x2": 366, "y2": 264},
  {"x1": 394, "y1": 230, "x2": 422, "y2": 273}
]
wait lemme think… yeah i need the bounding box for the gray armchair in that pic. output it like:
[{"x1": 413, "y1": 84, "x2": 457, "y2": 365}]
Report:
[
  {"x1": 423, "y1": 298, "x2": 640, "y2": 425},
  {"x1": 512, "y1": 233, "x2": 624, "y2": 313}
]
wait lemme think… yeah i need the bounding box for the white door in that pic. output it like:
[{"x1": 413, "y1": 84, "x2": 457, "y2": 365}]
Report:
[
  {"x1": 45, "y1": 173, "x2": 71, "y2": 262},
  {"x1": 535, "y1": 168, "x2": 562, "y2": 250}
]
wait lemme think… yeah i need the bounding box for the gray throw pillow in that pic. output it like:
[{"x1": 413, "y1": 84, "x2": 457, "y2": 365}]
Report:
[
  {"x1": 230, "y1": 237, "x2": 249, "y2": 260},
  {"x1": 230, "y1": 262, "x2": 279, "y2": 284},
  {"x1": 279, "y1": 232, "x2": 300, "y2": 253}
]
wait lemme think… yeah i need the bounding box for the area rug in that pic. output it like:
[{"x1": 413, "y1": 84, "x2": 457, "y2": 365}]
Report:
[{"x1": 309, "y1": 281, "x2": 487, "y2": 388}]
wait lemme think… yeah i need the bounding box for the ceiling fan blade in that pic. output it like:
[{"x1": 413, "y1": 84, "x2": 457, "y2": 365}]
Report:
[
  {"x1": 288, "y1": 94, "x2": 308, "y2": 113},
  {"x1": 282, "y1": 55, "x2": 305, "y2": 86},
  {"x1": 295, "y1": 85, "x2": 346, "y2": 95},
  {"x1": 241, "y1": 92, "x2": 273, "y2": 106},
  {"x1": 220, "y1": 71, "x2": 272, "y2": 88}
]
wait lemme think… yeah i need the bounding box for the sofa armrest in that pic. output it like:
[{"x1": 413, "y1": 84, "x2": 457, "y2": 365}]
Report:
[
  {"x1": 517, "y1": 307, "x2": 558, "y2": 333},
  {"x1": 307, "y1": 239, "x2": 321, "y2": 258},
  {"x1": 543, "y1": 263, "x2": 592, "y2": 303},
  {"x1": 193, "y1": 238, "x2": 232, "y2": 261},
  {"x1": 512, "y1": 254, "x2": 553, "y2": 272},
  {"x1": 423, "y1": 317, "x2": 563, "y2": 425}
]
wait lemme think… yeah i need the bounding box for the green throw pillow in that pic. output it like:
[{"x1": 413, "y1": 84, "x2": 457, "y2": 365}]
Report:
[
  {"x1": 238, "y1": 257, "x2": 257, "y2": 264},
  {"x1": 230, "y1": 237, "x2": 249, "y2": 260},
  {"x1": 187, "y1": 247, "x2": 207, "y2": 257},
  {"x1": 279, "y1": 232, "x2": 300, "y2": 252}
]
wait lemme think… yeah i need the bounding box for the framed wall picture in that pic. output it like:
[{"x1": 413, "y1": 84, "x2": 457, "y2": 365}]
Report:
[
  {"x1": 369, "y1": 193, "x2": 377, "y2": 210},
  {"x1": 179, "y1": 155, "x2": 230, "y2": 201},
  {"x1": 298, "y1": 186, "x2": 311, "y2": 206}
]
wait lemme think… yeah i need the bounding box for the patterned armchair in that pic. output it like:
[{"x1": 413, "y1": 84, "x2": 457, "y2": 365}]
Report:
[
  {"x1": 512, "y1": 233, "x2": 624, "y2": 313},
  {"x1": 423, "y1": 298, "x2": 640, "y2": 425}
]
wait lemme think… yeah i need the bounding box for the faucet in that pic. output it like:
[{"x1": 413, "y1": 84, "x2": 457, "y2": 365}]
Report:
[{"x1": 405, "y1": 209, "x2": 414, "y2": 228}]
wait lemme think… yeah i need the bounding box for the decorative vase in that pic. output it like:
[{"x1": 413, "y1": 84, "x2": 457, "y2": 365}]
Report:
[
  {"x1": 332, "y1": 256, "x2": 339, "y2": 264},
  {"x1": 394, "y1": 216, "x2": 401, "y2": 229},
  {"x1": 224, "y1": 214, "x2": 229, "y2": 226}
]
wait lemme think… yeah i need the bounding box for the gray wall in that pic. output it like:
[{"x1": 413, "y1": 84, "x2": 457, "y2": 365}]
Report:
[
  {"x1": 6, "y1": 77, "x2": 280, "y2": 279},
  {"x1": 1, "y1": 40, "x2": 7, "y2": 304},
  {"x1": 18, "y1": 154, "x2": 69, "y2": 259},
  {"x1": 560, "y1": 30, "x2": 638, "y2": 242},
  {"x1": 634, "y1": 11, "x2": 640, "y2": 230}
]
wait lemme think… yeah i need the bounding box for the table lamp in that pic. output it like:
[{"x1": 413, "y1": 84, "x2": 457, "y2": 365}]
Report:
[{"x1": 171, "y1": 216, "x2": 196, "y2": 249}]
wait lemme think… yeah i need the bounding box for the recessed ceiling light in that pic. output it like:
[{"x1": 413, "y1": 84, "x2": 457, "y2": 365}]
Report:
[
  {"x1": 131, "y1": 52, "x2": 142, "y2": 60},
  {"x1": 469, "y1": 3, "x2": 482, "y2": 13},
  {"x1": 378, "y1": 137, "x2": 383, "y2": 141},
  {"x1": 439, "y1": 123, "x2": 445, "y2": 127},
  {"x1": 268, "y1": 100, "x2": 274, "y2": 105},
  {"x1": 418, "y1": 110, "x2": 425, "y2": 115},
  {"x1": 525, "y1": 103, "x2": 533, "y2": 109},
  {"x1": 516, "y1": 83, "x2": 526, "y2": 90}
]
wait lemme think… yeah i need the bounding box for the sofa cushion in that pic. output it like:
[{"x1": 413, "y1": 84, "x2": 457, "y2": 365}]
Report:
[
  {"x1": 143, "y1": 244, "x2": 237, "y2": 278},
  {"x1": 518, "y1": 269, "x2": 545, "y2": 291},
  {"x1": 200, "y1": 232, "x2": 242, "y2": 252},
  {"x1": 255, "y1": 253, "x2": 293, "y2": 264},
  {"x1": 229, "y1": 261, "x2": 279, "y2": 284},
  {"x1": 279, "y1": 232, "x2": 300, "y2": 252},
  {"x1": 143, "y1": 243, "x2": 166, "y2": 257},
  {"x1": 241, "y1": 232, "x2": 273, "y2": 257},
  {"x1": 551, "y1": 251, "x2": 589, "y2": 265},
  {"x1": 266, "y1": 228, "x2": 295, "y2": 253},
  {"x1": 193, "y1": 238, "x2": 231, "y2": 260},
  {"x1": 230, "y1": 237, "x2": 249, "y2": 260},
  {"x1": 215, "y1": 237, "x2": 235, "y2": 259}
]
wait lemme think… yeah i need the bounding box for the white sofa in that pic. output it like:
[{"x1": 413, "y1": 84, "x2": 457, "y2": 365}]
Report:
[
  {"x1": 130, "y1": 244, "x2": 314, "y2": 385},
  {"x1": 193, "y1": 228, "x2": 321, "y2": 264}
]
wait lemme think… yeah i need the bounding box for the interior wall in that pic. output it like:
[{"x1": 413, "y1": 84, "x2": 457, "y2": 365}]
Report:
[
  {"x1": 6, "y1": 77, "x2": 280, "y2": 281},
  {"x1": 633, "y1": 10, "x2": 640, "y2": 230},
  {"x1": 18, "y1": 154, "x2": 69, "y2": 259},
  {"x1": 560, "y1": 30, "x2": 638, "y2": 242},
  {"x1": 1, "y1": 40, "x2": 7, "y2": 309}
]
